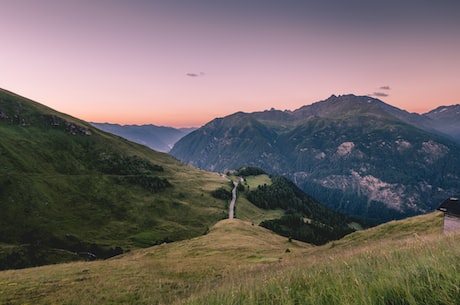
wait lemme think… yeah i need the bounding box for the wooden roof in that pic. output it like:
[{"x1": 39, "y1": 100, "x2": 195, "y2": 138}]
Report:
[{"x1": 437, "y1": 197, "x2": 460, "y2": 216}]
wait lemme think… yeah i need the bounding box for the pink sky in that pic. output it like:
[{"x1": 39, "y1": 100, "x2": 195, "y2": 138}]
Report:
[{"x1": 1, "y1": 1, "x2": 459, "y2": 127}]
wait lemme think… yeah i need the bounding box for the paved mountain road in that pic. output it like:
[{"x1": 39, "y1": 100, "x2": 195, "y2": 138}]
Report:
[{"x1": 229, "y1": 181, "x2": 238, "y2": 219}]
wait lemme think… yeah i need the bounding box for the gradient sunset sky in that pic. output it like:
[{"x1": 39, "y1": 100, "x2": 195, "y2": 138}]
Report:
[{"x1": 1, "y1": 0, "x2": 459, "y2": 127}]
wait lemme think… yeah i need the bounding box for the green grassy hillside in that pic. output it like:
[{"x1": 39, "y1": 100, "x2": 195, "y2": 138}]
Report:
[
  {"x1": 0, "y1": 212, "x2": 453, "y2": 305},
  {"x1": 0, "y1": 88, "x2": 231, "y2": 269}
]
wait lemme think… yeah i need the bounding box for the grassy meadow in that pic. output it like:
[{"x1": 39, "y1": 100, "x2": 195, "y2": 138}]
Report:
[
  {"x1": 244, "y1": 174, "x2": 272, "y2": 189},
  {"x1": 1, "y1": 212, "x2": 457, "y2": 305}
]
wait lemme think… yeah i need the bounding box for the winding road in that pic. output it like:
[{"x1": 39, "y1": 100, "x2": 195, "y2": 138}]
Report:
[{"x1": 229, "y1": 181, "x2": 238, "y2": 219}]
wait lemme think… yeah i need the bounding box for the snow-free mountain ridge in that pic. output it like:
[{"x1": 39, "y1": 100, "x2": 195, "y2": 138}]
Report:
[{"x1": 171, "y1": 94, "x2": 460, "y2": 223}]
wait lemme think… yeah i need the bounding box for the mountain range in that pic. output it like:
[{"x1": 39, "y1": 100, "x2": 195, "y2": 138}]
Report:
[
  {"x1": 90, "y1": 122, "x2": 195, "y2": 152},
  {"x1": 171, "y1": 94, "x2": 460, "y2": 223}
]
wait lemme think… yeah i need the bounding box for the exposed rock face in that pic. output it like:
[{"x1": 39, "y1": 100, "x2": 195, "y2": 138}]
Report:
[
  {"x1": 0, "y1": 92, "x2": 92, "y2": 136},
  {"x1": 337, "y1": 142, "x2": 355, "y2": 156},
  {"x1": 43, "y1": 115, "x2": 92, "y2": 136}
]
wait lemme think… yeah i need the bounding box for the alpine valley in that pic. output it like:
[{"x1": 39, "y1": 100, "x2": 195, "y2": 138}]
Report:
[
  {"x1": 0, "y1": 88, "x2": 358, "y2": 270},
  {"x1": 2, "y1": 89, "x2": 460, "y2": 305},
  {"x1": 171, "y1": 94, "x2": 460, "y2": 223}
]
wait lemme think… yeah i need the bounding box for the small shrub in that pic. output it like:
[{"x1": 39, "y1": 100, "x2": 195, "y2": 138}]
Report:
[{"x1": 211, "y1": 187, "x2": 232, "y2": 200}]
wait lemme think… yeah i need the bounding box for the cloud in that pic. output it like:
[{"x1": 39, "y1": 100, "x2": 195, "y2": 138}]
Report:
[
  {"x1": 368, "y1": 85, "x2": 390, "y2": 98},
  {"x1": 371, "y1": 92, "x2": 389, "y2": 97},
  {"x1": 186, "y1": 72, "x2": 205, "y2": 77}
]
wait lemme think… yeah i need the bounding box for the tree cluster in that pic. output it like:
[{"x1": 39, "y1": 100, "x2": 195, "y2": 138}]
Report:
[
  {"x1": 235, "y1": 166, "x2": 267, "y2": 177},
  {"x1": 211, "y1": 187, "x2": 232, "y2": 200},
  {"x1": 98, "y1": 153, "x2": 164, "y2": 175},
  {"x1": 246, "y1": 175, "x2": 354, "y2": 245},
  {"x1": 119, "y1": 175, "x2": 172, "y2": 194}
]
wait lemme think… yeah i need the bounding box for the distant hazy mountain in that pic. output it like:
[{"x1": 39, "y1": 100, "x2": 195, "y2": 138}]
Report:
[
  {"x1": 424, "y1": 104, "x2": 460, "y2": 143},
  {"x1": 171, "y1": 94, "x2": 460, "y2": 223},
  {"x1": 91, "y1": 123, "x2": 195, "y2": 152}
]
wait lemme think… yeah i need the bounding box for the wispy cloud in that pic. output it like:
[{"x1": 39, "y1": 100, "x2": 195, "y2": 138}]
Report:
[
  {"x1": 368, "y1": 85, "x2": 390, "y2": 98},
  {"x1": 186, "y1": 72, "x2": 205, "y2": 77},
  {"x1": 371, "y1": 92, "x2": 389, "y2": 97}
]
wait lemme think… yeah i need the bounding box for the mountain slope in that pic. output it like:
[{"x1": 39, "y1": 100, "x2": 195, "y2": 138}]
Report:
[
  {"x1": 424, "y1": 104, "x2": 460, "y2": 143},
  {"x1": 90, "y1": 122, "x2": 195, "y2": 152},
  {"x1": 0, "y1": 88, "x2": 229, "y2": 269},
  {"x1": 171, "y1": 94, "x2": 460, "y2": 223},
  {"x1": 175, "y1": 113, "x2": 285, "y2": 172}
]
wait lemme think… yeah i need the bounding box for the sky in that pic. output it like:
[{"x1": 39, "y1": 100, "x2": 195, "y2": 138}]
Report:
[{"x1": 1, "y1": 0, "x2": 459, "y2": 127}]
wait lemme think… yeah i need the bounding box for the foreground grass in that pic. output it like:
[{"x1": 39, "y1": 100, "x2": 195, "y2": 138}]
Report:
[
  {"x1": 0, "y1": 213, "x2": 454, "y2": 305},
  {"x1": 187, "y1": 234, "x2": 460, "y2": 305},
  {"x1": 186, "y1": 213, "x2": 452, "y2": 305}
]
